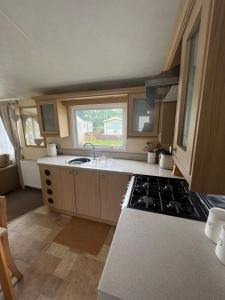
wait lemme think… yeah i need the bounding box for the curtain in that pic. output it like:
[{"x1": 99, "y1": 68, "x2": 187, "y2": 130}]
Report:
[{"x1": 0, "y1": 101, "x2": 24, "y2": 188}]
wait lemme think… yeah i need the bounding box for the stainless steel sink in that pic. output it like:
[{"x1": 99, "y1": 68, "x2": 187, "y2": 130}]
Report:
[{"x1": 67, "y1": 158, "x2": 91, "y2": 165}]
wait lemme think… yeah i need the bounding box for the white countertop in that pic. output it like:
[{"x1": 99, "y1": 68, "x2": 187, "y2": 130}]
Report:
[
  {"x1": 98, "y1": 208, "x2": 225, "y2": 300},
  {"x1": 37, "y1": 155, "x2": 178, "y2": 178}
]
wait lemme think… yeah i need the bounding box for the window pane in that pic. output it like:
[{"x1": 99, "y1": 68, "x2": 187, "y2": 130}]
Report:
[
  {"x1": 73, "y1": 104, "x2": 126, "y2": 149},
  {"x1": 0, "y1": 118, "x2": 14, "y2": 159},
  {"x1": 40, "y1": 104, "x2": 56, "y2": 131},
  {"x1": 21, "y1": 107, "x2": 44, "y2": 146}
]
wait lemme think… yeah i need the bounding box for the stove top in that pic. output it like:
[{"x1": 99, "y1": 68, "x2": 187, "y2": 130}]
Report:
[{"x1": 127, "y1": 175, "x2": 207, "y2": 221}]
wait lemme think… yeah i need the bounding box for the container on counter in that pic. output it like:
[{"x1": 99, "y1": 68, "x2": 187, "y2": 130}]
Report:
[
  {"x1": 159, "y1": 150, "x2": 173, "y2": 170},
  {"x1": 47, "y1": 143, "x2": 57, "y2": 157},
  {"x1": 147, "y1": 152, "x2": 156, "y2": 164},
  {"x1": 205, "y1": 207, "x2": 225, "y2": 243}
]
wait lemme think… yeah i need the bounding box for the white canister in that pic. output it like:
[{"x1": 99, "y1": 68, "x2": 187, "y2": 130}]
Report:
[
  {"x1": 215, "y1": 224, "x2": 225, "y2": 265},
  {"x1": 159, "y1": 152, "x2": 173, "y2": 170},
  {"x1": 47, "y1": 143, "x2": 57, "y2": 157},
  {"x1": 205, "y1": 207, "x2": 225, "y2": 243},
  {"x1": 147, "y1": 152, "x2": 156, "y2": 164}
]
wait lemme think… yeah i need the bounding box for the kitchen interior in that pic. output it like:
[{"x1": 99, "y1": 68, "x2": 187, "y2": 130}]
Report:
[{"x1": 0, "y1": 0, "x2": 225, "y2": 299}]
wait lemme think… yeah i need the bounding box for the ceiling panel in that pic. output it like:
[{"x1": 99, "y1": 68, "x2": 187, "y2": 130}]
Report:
[{"x1": 0, "y1": 0, "x2": 181, "y2": 99}]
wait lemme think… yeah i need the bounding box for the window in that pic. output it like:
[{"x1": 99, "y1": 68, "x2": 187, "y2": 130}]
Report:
[
  {"x1": 72, "y1": 103, "x2": 127, "y2": 150},
  {"x1": 0, "y1": 117, "x2": 14, "y2": 159},
  {"x1": 21, "y1": 107, "x2": 45, "y2": 147}
]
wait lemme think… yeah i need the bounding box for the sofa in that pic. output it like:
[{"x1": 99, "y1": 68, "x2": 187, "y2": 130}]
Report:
[{"x1": 0, "y1": 165, "x2": 19, "y2": 195}]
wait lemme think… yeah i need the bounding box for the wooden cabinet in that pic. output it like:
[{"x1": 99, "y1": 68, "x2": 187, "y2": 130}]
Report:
[
  {"x1": 128, "y1": 93, "x2": 160, "y2": 137},
  {"x1": 172, "y1": 0, "x2": 225, "y2": 193},
  {"x1": 36, "y1": 100, "x2": 69, "y2": 137},
  {"x1": 74, "y1": 169, "x2": 100, "y2": 218},
  {"x1": 74, "y1": 169, "x2": 129, "y2": 223},
  {"x1": 158, "y1": 101, "x2": 177, "y2": 145},
  {"x1": 100, "y1": 172, "x2": 130, "y2": 223},
  {"x1": 39, "y1": 165, "x2": 76, "y2": 214},
  {"x1": 40, "y1": 165, "x2": 130, "y2": 224}
]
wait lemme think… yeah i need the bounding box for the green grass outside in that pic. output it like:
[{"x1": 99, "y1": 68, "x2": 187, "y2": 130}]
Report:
[{"x1": 86, "y1": 139, "x2": 123, "y2": 146}]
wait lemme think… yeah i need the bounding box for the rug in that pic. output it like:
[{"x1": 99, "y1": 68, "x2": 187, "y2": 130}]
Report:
[{"x1": 54, "y1": 217, "x2": 110, "y2": 255}]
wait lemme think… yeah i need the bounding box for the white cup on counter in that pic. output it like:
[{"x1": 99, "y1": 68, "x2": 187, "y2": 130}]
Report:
[
  {"x1": 215, "y1": 224, "x2": 225, "y2": 265},
  {"x1": 205, "y1": 207, "x2": 225, "y2": 243}
]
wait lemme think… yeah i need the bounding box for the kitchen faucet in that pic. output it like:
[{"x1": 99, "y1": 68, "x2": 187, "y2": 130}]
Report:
[{"x1": 83, "y1": 143, "x2": 96, "y2": 160}]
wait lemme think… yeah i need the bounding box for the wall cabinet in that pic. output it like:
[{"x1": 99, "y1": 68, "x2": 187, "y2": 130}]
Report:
[
  {"x1": 100, "y1": 172, "x2": 130, "y2": 223},
  {"x1": 74, "y1": 169, "x2": 100, "y2": 218},
  {"x1": 158, "y1": 101, "x2": 176, "y2": 145},
  {"x1": 39, "y1": 165, "x2": 76, "y2": 214},
  {"x1": 128, "y1": 93, "x2": 160, "y2": 137},
  {"x1": 36, "y1": 100, "x2": 69, "y2": 137},
  {"x1": 172, "y1": 0, "x2": 225, "y2": 193}
]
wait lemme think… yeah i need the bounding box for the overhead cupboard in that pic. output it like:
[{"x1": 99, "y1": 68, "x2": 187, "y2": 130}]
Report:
[
  {"x1": 36, "y1": 100, "x2": 69, "y2": 137},
  {"x1": 166, "y1": 0, "x2": 225, "y2": 194}
]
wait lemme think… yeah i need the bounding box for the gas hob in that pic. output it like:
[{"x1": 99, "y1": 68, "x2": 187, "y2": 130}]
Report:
[{"x1": 126, "y1": 175, "x2": 208, "y2": 222}]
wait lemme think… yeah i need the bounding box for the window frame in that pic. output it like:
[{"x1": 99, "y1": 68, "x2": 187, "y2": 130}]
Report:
[
  {"x1": 20, "y1": 106, "x2": 46, "y2": 148},
  {"x1": 71, "y1": 102, "x2": 127, "y2": 151}
]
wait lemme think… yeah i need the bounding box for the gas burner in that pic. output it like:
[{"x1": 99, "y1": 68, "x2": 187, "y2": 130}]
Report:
[
  {"x1": 162, "y1": 184, "x2": 173, "y2": 192},
  {"x1": 136, "y1": 182, "x2": 150, "y2": 190},
  {"x1": 137, "y1": 196, "x2": 154, "y2": 209},
  {"x1": 167, "y1": 201, "x2": 182, "y2": 214},
  {"x1": 167, "y1": 200, "x2": 194, "y2": 215}
]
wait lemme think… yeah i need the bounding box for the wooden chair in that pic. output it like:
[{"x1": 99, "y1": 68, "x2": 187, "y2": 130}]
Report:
[{"x1": 0, "y1": 196, "x2": 23, "y2": 300}]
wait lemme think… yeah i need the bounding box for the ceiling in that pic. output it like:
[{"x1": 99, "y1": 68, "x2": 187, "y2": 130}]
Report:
[{"x1": 0, "y1": 0, "x2": 181, "y2": 100}]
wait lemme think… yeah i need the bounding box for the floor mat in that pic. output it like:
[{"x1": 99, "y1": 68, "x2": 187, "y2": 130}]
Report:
[
  {"x1": 54, "y1": 217, "x2": 110, "y2": 256},
  {"x1": 6, "y1": 187, "x2": 43, "y2": 221}
]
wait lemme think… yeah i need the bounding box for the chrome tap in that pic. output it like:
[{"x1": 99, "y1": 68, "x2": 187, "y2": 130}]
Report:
[{"x1": 83, "y1": 143, "x2": 96, "y2": 160}]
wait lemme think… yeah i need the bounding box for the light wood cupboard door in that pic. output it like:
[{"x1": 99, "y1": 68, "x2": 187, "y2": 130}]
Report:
[
  {"x1": 36, "y1": 101, "x2": 59, "y2": 135},
  {"x1": 158, "y1": 101, "x2": 177, "y2": 145},
  {"x1": 74, "y1": 169, "x2": 100, "y2": 218},
  {"x1": 172, "y1": 0, "x2": 212, "y2": 181},
  {"x1": 53, "y1": 168, "x2": 76, "y2": 214},
  {"x1": 39, "y1": 165, "x2": 76, "y2": 214},
  {"x1": 100, "y1": 172, "x2": 130, "y2": 223},
  {"x1": 36, "y1": 100, "x2": 69, "y2": 137}
]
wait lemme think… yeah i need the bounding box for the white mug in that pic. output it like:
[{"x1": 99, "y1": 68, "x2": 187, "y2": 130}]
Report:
[
  {"x1": 215, "y1": 224, "x2": 225, "y2": 265},
  {"x1": 205, "y1": 207, "x2": 225, "y2": 243}
]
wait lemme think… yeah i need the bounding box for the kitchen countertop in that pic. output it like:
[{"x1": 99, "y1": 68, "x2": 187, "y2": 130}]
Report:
[
  {"x1": 98, "y1": 208, "x2": 225, "y2": 300},
  {"x1": 37, "y1": 155, "x2": 178, "y2": 178}
]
